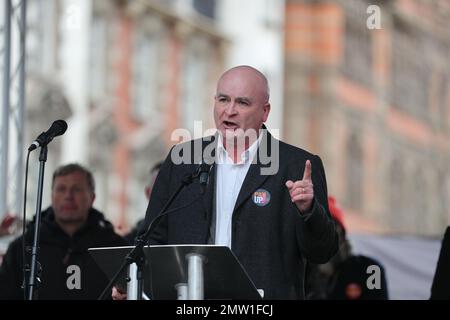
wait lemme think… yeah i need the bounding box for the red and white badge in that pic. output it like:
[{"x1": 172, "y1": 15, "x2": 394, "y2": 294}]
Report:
[{"x1": 253, "y1": 189, "x2": 271, "y2": 207}]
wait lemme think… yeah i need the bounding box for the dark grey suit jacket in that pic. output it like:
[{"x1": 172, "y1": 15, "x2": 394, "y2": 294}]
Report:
[{"x1": 142, "y1": 130, "x2": 338, "y2": 299}]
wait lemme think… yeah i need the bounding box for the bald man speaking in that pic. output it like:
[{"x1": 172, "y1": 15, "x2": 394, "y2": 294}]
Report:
[{"x1": 141, "y1": 66, "x2": 338, "y2": 300}]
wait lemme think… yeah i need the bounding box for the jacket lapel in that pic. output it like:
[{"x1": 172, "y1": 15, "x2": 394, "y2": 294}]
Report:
[
  {"x1": 201, "y1": 128, "x2": 276, "y2": 216},
  {"x1": 233, "y1": 129, "x2": 273, "y2": 212},
  {"x1": 202, "y1": 163, "x2": 216, "y2": 222},
  {"x1": 201, "y1": 135, "x2": 218, "y2": 224},
  {"x1": 233, "y1": 162, "x2": 270, "y2": 212}
]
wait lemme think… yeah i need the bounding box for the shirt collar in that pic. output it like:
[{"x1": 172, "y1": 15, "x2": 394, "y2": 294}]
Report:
[{"x1": 216, "y1": 131, "x2": 263, "y2": 165}]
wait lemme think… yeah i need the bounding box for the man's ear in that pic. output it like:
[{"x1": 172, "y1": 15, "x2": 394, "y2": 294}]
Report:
[{"x1": 263, "y1": 103, "x2": 271, "y2": 122}]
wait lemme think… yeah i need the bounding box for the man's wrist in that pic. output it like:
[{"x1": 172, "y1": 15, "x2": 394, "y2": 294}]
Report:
[{"x1": 301, "y1": 199, "x2": 315, "y2": 214}]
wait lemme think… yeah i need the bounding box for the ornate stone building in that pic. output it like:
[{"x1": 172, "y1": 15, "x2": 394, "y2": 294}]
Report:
[
  {"x1": 17, "y1": 0, "x2": 284, "y2": 234},
  {"x1": 284, "y1": 0, "x2": 450, "y2": 236},
  {"x1": 86, "y1": 0, "x2": 226, "y2": 231}
]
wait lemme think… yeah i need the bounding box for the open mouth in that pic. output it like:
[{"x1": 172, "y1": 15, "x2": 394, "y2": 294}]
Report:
[{"x1": 223, "y1": 121, "x2": 239, "y2": 129}]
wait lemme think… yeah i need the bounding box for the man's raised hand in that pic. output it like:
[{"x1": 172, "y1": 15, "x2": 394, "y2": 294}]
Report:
[{"x1": 285, "y1": 160, "x2": 314, "y2": 214}]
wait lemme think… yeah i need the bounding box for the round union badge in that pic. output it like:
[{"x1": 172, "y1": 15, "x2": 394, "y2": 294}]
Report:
[{"x1": 252, "y1": 189, "x2": 271, "y2": 207}]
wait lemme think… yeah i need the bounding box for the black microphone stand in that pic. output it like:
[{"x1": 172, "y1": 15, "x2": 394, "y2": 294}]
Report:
[
  {"x1": 98, "y1": 166, "x2": 207, "y2": 300},
  {"x1": 26, "y1": 145, "x2": 48, "y2": 300}
]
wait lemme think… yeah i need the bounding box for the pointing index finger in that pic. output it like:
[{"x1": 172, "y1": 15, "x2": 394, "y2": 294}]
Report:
[{"x1": 302, "y1": 160, "x2": 312, "y2": 181}]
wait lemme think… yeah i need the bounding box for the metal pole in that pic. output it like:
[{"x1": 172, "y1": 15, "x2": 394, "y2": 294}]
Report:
[
  {"x1": 175, "y1": 283, "x2": 188, "y2": 300},
  {"x1": 1, "y1": 0, "x2": 12, "y2": 219},
  {"x1": 126, "y1": 263, "x2": 139, "y2": 300},
  {"x1": 16, "y1": 0, "x2": 27, "y2": 217},
  {"x1": 27, "y1": 145, "x2": 48, "y2": 300},
  {"x1": 187, "y1": 253, "x2": 205, "y2": 300}
]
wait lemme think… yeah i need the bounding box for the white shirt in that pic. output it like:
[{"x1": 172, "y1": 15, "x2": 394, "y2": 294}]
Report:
[{"x1": 214, "y1": 135, "x2": 261, "y2": 248}]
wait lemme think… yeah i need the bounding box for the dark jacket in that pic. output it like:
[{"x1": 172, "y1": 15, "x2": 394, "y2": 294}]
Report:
[
  {"x1": 306, "y1": 255, "x2": 389, "y2": 300},
  {"x1": 0, "y1": 207, "x2": 128, "y2": 300},
  {"x1": 143, "y1": 130, "x2": 338, "y2": 299},
  {"x1": 430, "y1": 226, "x2": 450, "y2": 299},
  {"x1": 329, "y1": 255, "x2": 388, "y2": 300}
]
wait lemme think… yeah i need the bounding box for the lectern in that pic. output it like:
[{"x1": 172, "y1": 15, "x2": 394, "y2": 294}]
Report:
[{"x1": 89, "y1": 244, "x2": 262, "y2": 300}]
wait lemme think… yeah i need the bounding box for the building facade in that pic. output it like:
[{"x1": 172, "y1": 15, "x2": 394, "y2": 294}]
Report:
[
  {"x1": 16, "y1": 0, "x2": 285, "y2": 233},
  {"x1": 284, "y1": 0, "x2": 450, "y2": 236}
]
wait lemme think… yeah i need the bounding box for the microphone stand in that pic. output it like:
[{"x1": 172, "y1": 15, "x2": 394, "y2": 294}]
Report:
[
  {"x1": 98, "y1": 168, "x2": 204, "y2": 300},
  {"x1": 26, "y1": 145, "x2": 48, "y2": 300}
]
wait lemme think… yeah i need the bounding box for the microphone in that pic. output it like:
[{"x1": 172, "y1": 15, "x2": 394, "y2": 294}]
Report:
[
  {"x1": 28, "y1": 120, "x2": 68, "y2": 151},
  {"x1": 99, "y1": 160, "x2": 210, "y2": 299},
  {"x1": 198, "y1": 162, "x2": 212, "y2": 187}
]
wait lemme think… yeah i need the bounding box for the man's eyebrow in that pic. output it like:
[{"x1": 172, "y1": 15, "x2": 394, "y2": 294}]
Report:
[
  {"x1": 215, "y1": 93, "x2": 252, "y2": 104},
  {"x1": 236, "y1": 97, "x2": 252, "y2": 104},
  {"x1": 216, "y1": 93, "x2": 229, "y2": 98}
]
